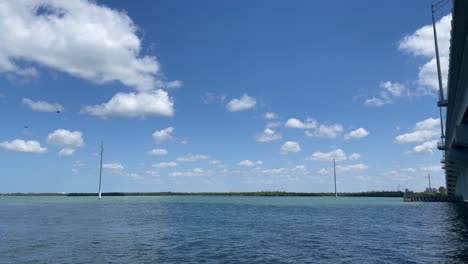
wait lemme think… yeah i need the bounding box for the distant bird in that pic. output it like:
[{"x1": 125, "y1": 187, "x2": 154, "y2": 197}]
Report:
[
  {"x1": 23, "y1": 126, "x2": 28, "y2": 129},
  {"x1": 56, "y1": 110, "x2": 61, "y2": 113}
]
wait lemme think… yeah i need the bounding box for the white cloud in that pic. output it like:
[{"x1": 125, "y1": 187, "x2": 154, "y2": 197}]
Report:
[
  {"x1": 152, "y1": 127, "x2": 174, "y2": 143},
  {"x1": 152, "y1": 161, "x2": 177, "y2": 168},
  {"x1": 148, "y1": 148, "x2": 168, "y2": 155},
  {"x1": 266, "y1": 122, "x2": 281, "y2": 128},
  {"x1": 256, "y1": 128, "x2": 281, "y2": 142},
  {"x1": 281, "y1": 141, "x2": 301, "y2": 153},
  {"x1": 0, "y1": 139, "x2": 47, "y2": 153},
  {"x1": 364, "y1": 96, "x2": 392, "y2": 107},
  {"x1": 261, "y1": 168, "x2": 288, "y2": 175},
  {"x1": 348, "y1": 153, "x2": 361, "y2": 160},
  {"x1": 309, "y1": 149, "x2": 347, "y2": 162},
  {"x1": 398, "y1": 14, "x2": 451, "y2": 92},
  {"x1": 226, "y1": 94, "x2": 257, "y2": 112},
  {"x1": 264, "y1": 112, "x2": 277, "y2": 119},
  {"x1": 176, "y1": 154, "x2": 209, "y2": 162},
  {"x1": 126, "y1": 173, "x2": 143, "y2": 180},
  {"x1": 47, "y1": 129, "x2": 84, "y2": 148},
  {"x1": 0, "y1": 0, "x2": 174, "y2": 91},
  {"x1": 81, "y1": 90, "x2": 174, "y2": 118},
  {"x1": 396, "y1": 130, "x2": 439, "y2": 144},
  {"x1": 22, "y1": 98, "x2": 63, "y2": 112},
  {"x1": 238, "y1": 160, "x2": 263, "y2": 167},
  {"x1": 395, "y1": 118, "x2": 440, "y2": 144},
  {"x1": 306, "y1": 124, "x2": 343, "y2": 138},
  {"x1": 364, "y1": 82, "x2": 405, "y2": 107},
  {"x1": 165, "y1": 80, "x2": 183, "y2": 89},
  {"x1": 380, "y1": 81, "x2": 406, "y2": 97},
  {"x1": 201, "y1": 93, "x2": 227, "y2": 104},
  {"x1": 58, "y1": 148, "x2": 75, "y2": 157},
  {"x1": 317, "y1": 163, "x2": 368, "y2": 174},
  {"x1": 102, "y1": 163, "x2": 124, "y2": 171},
  {"x1": 414, "y1": 117, "x2": 440, "y2": 131},
  {"x1": 209, "y1": 160, "x2": 220, "y2": 165},
  {"x1": 344, "y1": 128, "x2": 369, "y2": 140},
  {"x1": 407, "y1": 140, "x2": 438, "y2": 155},
  {"x1": 285, "y1": 118, "x2": 316, "y2": 129},
  {"x1": 170, "y1": 168, "x2": 205, "y2": 177},
  {"x1": 145, "y1": 170, "x2": 159, "y2": 176}
]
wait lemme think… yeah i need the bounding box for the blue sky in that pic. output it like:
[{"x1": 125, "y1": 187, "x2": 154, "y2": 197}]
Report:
[{"x1": 0, "y1": 0, "x2": 452, "y2": 193}]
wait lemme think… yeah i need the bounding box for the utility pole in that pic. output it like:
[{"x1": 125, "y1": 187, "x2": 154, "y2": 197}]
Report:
[
  {"x1": 427, "y1": 173, "x2": 432, "y2": 192},
  {"x1": 98, "y1": 141, "x2": 104, "y2": 200},
  {"x1": 333, "y1": 158, "x2": 337, "y2": 198}
]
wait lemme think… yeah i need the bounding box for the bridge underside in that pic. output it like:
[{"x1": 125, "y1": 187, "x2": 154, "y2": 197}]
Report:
[{"x1": 443, "y1": 0, "x2": 468, "y2": 200}]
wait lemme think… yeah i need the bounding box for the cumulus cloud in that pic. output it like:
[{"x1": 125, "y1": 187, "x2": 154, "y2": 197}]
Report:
[
  {"x1": 364, "y1": 82, "x2": 406, "y2": 107},
  {"x1": 318, "y1": 164, "x2": 368, "y2": 174},
  {"x1": 238, "y1": 160, "x2": 263, "y2": 167},
  {"x1": 407, "y1": 140, "x2": 438, "y2": 155},
  {"x1": 398, "y1": 14, "x2": 451, "y2": 92},
  {"x1": 0, "y1": 0, "x2": 180, "y2": 91},
  {"x1": 170, "y1": 168, "x2": 206, "y2": 177},
  {"x1": 22, "y1": 98, "x2": 63, "y2": 112},
  {"x1": 152, "y1": 127, "x2": 174, "y2": 143},
  {"x1": 102, "y1": 163, "x2": 124, "y2": 171},
  {"x1": 176, "y1": 154, "x2": 209, "y2": 162},
  {"x1": 395, "y1": 118, "x2": 440, "y2": 144},
  {"x1": 152, "y1": 161, "x2": 177, "y2": 168},
  {"x1": 305, "y1": 124, "x2": 343, "y2": 138},
  {"x1": 165, "y1": 80, "x2": 183, "y2": 89},
  {"x1": 348, "y1": 153, "x2": 361, "y2": 160},
  {"x1": 364, "y1": 95, "x2": 392, "y2": 107},
  {"x1": 264, "y1": 112, "x2": 277, "y2": 119},
  {"x1": 285, "y1": 118, "x2": 316, "y2": 129},
  {"x1": 266, "y1": 122, "x2": 281, "y2": 128},
  {"x1": 309, "y1": 149, "x2": 347, "y2": 162},
  {"x1": 47, "y1": 129, "x2": 84, "y2": 148},
  {"x1": 281, "y1": 141, "x2": 301, "y2": 153},
  {"x1": 148, "y1": 148, "x2": 168, "y2": 155},
  {"x1": 58, "y1": 147, "x2": 75, "y2": 157},
  {"x1": 380, "y1": 81, "x2": 406, "y2": 97},
  {"x1": 81, "y1": 90, "x2": 174, "y2": 118},
  {"x1": 226, "y1": 94, "x2": 257, "y2": 112},
  {"x1": 201, "y1": 93, "x2": 227, "y2": 104},
  {"x1": 344, "y1": 128, "x2": 369, "y2": 140},
  {"x1": 256, "y1": 128, "x2": 281, "y2": 142},
  {"x1": 0, "y1": 139, "x2": 47, "y2": 153}
]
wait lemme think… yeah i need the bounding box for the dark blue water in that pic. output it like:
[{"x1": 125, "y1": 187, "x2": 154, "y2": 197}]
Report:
[{"x1": 1, "y1": 196, "x2": 468, "y2": 263}]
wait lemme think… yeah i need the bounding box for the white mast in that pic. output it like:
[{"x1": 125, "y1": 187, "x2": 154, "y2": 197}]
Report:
[
  {"x1": 333, "y1": 158, "x2": 337, "y2": 198},
  {"x1": 98, "y1": 141, "x2": 103, "y2": 200}
]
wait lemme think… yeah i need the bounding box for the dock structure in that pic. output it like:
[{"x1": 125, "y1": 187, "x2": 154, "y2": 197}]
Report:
[
  {"x1": 438, "y1": 0, "x2": 468, "y2": 201},
  {"x1": 403, "y1": 194, "x2": 462, "y2": 202}
]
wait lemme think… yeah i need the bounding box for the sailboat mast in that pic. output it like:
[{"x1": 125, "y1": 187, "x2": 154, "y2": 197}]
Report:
[
  {"x1": 98, "y1": 141, "x2": 103, "y2": 199},
  {"x1": 333, "y1": 158, "x2": 337, "y2": 198}
]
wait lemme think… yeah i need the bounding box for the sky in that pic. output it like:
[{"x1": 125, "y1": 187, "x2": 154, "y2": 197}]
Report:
[{"x1": 0, "y1": 0, "x2": 453, "y2": 193}]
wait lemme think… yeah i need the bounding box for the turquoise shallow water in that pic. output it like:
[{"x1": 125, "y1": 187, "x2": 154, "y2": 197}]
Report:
[{"x1": 1, "y1": 196, "x2": 468, "y2": 263}]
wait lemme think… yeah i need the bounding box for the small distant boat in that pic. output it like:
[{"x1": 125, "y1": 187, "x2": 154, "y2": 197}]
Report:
[{"x1": 98, "y1": 141, "x2": 103, "y2": 200}]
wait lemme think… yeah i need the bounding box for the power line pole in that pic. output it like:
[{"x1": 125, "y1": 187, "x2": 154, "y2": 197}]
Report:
[
  {"x1": 427, "y1": 173, "x2": 432, "y2": 192},
  {"x1": 333, "y1": 158, "x2": 337, "y2": 198},
  {"x1": 98, "y1": 141, "x2": 104, "y2": 200}
]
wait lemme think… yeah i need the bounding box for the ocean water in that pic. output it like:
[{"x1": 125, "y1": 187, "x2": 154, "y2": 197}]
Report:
[{"x1": 1, "y1": 196, "x2": 468, "y2": 263}]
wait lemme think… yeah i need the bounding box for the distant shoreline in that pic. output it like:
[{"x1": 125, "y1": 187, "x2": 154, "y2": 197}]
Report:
[{"x1": 1, "y1": 191, "x2": 404, "y2": 197}]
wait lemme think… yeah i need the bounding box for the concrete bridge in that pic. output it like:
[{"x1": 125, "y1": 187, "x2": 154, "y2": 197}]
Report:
[{"x1": 439, "y1": 0, "x2": 468, "y2": 200}]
